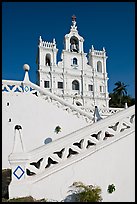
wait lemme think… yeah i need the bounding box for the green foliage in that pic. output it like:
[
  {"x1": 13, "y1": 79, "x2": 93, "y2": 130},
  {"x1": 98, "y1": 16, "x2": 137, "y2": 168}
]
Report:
[
  {"x1": 54, "y1": 126, "x2": 61, "y2": 134},
  {"x1": 122, "y1": 95, "x2": 135, "y2": 107},
  {"x1": 113, "y1": 81, "x2": 128, "y2": 97},
  {"x1": 109, "y1": 93, "x2": 135, "y2": 108},
  {"x1": 2, "y1": 196, "x2": 47, "y2": 202},
  {"x1": 7, "y1": 196, "x2": 35, "y2": 202},
  {"x1": 2, "y1": 198, "x2": 8, "y2": 202},
  {"x1": 2, "y1": 169, "x2": 12, "y2": 199},
  {"x1": 2, "y1": 169, "x2": 47, "y2": 202},
  {"x1": 107, "y1": 184, "x2": 116, "y2": 194},
  {"x1": 109, "y1": 81, "x2": 135, "y2": 108},
  {"x1": 70, "y1": 181, "x2": 102, "y2": 202}
]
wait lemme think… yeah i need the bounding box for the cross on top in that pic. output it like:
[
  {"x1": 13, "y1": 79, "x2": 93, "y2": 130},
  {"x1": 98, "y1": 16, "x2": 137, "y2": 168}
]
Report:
[{"x1": 72, "y1": 15, "x2": 76, "y2": 21}]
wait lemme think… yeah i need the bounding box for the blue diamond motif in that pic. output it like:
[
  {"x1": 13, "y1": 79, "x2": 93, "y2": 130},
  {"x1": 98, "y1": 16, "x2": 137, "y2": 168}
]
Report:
[
  {"x1": 13, "y1": 166, "x2": 25, "y2": 180},
  {"x1": 24, "y1": 86, "x2": 29, "y2": 92}
]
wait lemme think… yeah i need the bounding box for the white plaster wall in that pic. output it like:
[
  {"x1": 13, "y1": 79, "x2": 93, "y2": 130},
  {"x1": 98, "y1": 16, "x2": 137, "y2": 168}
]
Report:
[
  {"x1": 91, "y1": 55, "x2": 106, "y2": 73},
  {"x1": 63, "y1": 52, "x2": 84, "y2": 70},
  {"x1": 2, "y1": 92, "x2": 88, "y2": 169},
  {"x1": 40, "y1": 48, "x2": 53, "y2": 66},
  {"x1": 24, "y1": 132, "x2": 135, "y2": 202},
  {"x1": 39, "y1": 49, "x2": 109, "y2": 108},
  {"x1": 84, "y1": 77, "x2": 93, "y2": 88}
]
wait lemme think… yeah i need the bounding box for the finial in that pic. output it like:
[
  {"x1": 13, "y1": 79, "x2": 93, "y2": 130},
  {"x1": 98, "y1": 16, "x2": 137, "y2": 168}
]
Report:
[
  {"x1": 103, "y1": 47, "x2": 105, "y2": 51},
  {"x1": 91, "y1": 45, "x2": 94, "y2": 51},
  {"x1": 53, "y1": 38, "x2": 56, "y2": 44},
  {"x1": 72, "y1": 15, "x2": 76, "y2": 22},
  {"x1": 71, "y1": 15, "x2": 77, "y2": 28},
  {"x1": 23, "y1": 64, "x2": 30, "y2": 82},
  {"x1": 124, "y1": 102, "x2": 128, "y2": 109},
  {"x1": 39, "y1": 36, "x2": 42, "y2": 42},
  {"x1": 23, "y1": 64, "x2": 30, "y2": 72}
]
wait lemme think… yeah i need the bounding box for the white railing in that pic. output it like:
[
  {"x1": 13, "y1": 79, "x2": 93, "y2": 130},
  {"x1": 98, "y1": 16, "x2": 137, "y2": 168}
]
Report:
[
  {"x1": 2, "y1": 80, "x2": 24, "y2": 93},
  {"x1": 2, "y1": 79, "x2": 124, "y2": 121},
  {"x1": 9, "y1": 105, "x2": 135, "y2": 182},
  {"x1": 81, "y1": 106, "x2": 124, "y2": 117},
  {"x1": 2, "y1": 80, "x2": 94, "y2": 124}
]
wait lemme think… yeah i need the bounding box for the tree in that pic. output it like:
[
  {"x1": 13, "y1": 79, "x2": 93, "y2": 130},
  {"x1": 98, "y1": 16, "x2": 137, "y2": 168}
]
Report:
[
  {"x1": 2, "y1": 169, "x2": 11, "y2": 199},
  {"x1": 109, "y1": 93, "x2": 120, "y2": 108},
  {"x1": 54, "y1": 126, "x2": 61, "y2": 134},
  {"x1": 109, "y1": 81, "x2": 135, "y2": 108},
  {"x1": 68, "y1": 181, "x2": 102, "y2": 202},
  {"x1": 122, "y1": 95, "x2": 135, "y2": 107},
  {"x1": 113, "y1": 81, "x2": 128, "y2": 106}
]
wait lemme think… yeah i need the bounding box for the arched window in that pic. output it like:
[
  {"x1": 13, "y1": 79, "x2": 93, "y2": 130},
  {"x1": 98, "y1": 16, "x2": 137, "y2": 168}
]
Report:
[
  {"x1": 72, "y1": 80, "x2": 79, "y2": 90},
  {"x1": 97, "y1": 61, "x2": 102, "y2": 72},
  {"x1": 73, "y1": 58, "x2": 78, "y2": 65},
  {"x1": 70, "y1": 36, "x2": 79, "y2": 52},
  {"x1": 45, "y1": 54, "x2": 51, "y2": 66}
]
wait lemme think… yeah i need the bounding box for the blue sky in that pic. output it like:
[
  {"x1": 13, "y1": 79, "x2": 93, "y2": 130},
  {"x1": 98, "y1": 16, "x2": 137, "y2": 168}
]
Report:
[{"x1": 2, "y1": 2, "x2": 135, "y2": 97}]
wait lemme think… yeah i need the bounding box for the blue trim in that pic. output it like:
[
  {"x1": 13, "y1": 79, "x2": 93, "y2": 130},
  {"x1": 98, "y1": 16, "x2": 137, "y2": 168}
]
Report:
[
  {"x1": 24, "y1": 86, "x2": 29, "y2": 92},
  {"x1": 13, "y1": 166, "x2": 25, "y2": 180}
]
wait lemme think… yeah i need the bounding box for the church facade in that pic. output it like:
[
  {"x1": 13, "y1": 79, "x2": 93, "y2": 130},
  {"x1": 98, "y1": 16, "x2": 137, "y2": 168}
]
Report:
[{"x1": 37, "y1": 15, "x2": 110, "y2": 108}]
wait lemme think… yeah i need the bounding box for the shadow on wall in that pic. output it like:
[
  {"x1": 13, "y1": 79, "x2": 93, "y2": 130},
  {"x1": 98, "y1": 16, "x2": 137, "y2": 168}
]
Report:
[{"x1": 63, "y1": 193, "x2": 77, "y2": 202}]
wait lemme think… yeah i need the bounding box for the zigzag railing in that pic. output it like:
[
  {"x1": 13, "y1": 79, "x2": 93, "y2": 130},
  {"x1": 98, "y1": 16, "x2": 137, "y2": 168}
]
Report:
[
  {"x1": 81, "y1": 106, "x2": 124, "y2": 117},
  {"x1": 9, "y1": 105, "x2": 135, "y2": 183},
  {"x1": 2, "y1": 80, "x2": 24, "y2": 93}
]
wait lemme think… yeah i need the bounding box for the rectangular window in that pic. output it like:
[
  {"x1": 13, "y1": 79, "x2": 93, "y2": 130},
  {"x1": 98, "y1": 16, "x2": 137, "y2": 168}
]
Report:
[
  {"x1": 88, "y1": 85, "x2": 93, "y2": 91},
  {"x1": 44, "y1": 81, "x2": 49, "y2": 88},
  {"x1": 58, "y1": 82, "x2": 63, "y2": 89},
  {"x1": 100, "y1": 86, "x2": 104, "y2": 93}
]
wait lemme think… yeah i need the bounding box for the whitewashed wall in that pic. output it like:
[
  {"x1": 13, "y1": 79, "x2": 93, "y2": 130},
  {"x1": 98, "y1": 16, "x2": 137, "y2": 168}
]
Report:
[
  {"x1": 2, "y1": 92, "x2": 88, "y2": 168},
  {"x1": 9, "y1": 131, "x2": 135, "y2": 202}
]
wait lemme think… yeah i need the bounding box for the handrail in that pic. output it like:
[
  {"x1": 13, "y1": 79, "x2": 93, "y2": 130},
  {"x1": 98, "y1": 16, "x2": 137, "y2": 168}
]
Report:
[
  {"x1": 9, "y1": 105, "x2": 134, "y2": 182},
  {"x1": 2, "y1": 79, "x2": 23, "y2": 85},
  {"x1": 81, "y1": 106, "x2": 124, "y2": 116},
  {"x1": 27, "y1": 81, "x2": 94, "y2": 121},
  {"x1": 2, "y1": 79, "x2": 94, "y2": 123},
  {"x1": 2, "y1": 79, "x2": 124, "y2": 120},
  {"x1": 5, "y1": 78, "x2": 134, "y2": 182},
  {"x1": 28, "y1": 105, "x2": 135, "y2": 157}
]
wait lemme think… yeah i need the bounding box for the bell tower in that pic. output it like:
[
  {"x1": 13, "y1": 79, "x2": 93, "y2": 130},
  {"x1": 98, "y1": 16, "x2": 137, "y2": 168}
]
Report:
[
  {"x1": 37, "y1": 36, "x2": 58, "y2": 89},
  {"x1": 64, "y1": 15, "x2": 84, "y2": 53},
  {"x1": 88, "y1": 45, "x2": 109, "y2": 108}
]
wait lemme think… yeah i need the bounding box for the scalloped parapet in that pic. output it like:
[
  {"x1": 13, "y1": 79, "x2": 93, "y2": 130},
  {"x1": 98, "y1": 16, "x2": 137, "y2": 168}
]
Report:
[
  {"x1": 39, "y1": 36, "x2": 56, "y2": 49},
  {"x1": 89, "y1": 46, "x2": 107, "y2": 57}
]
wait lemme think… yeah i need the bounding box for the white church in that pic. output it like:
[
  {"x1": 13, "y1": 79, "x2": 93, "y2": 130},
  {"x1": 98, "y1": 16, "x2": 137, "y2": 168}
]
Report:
[
  {"x1": 37, "y1": 15, "x2": 109, "y2": 109},
  {"x1": 2, "y1": 16, "x2": 135, "y2": 202}
]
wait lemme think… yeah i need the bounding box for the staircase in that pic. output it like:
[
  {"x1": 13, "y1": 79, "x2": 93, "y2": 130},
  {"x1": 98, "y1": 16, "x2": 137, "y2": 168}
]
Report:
[
  {"x1": 2, "y1": 79, "x2": 123, "y2": 122},
  {"x1": 2, "y1": 71, "x2": 135, "y2": 201},
  {"x1": 8, "y1": 104, "x2": 135, "y2": 202},
  {"x1": 2, "y1": 79, "x2": 95, "y2": 123}
]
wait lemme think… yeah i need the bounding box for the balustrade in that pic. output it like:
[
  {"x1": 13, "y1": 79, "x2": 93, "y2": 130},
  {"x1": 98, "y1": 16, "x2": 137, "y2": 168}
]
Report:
[
  {"x1": 2, "y1": 80, "x2": 94, "y2": 124},
  {"x1": 20, "y1": 105, "x2": 135, "y2": 181},
  {"x1": 4, "y1": 79, "x2": 134, "y2": 185}
]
